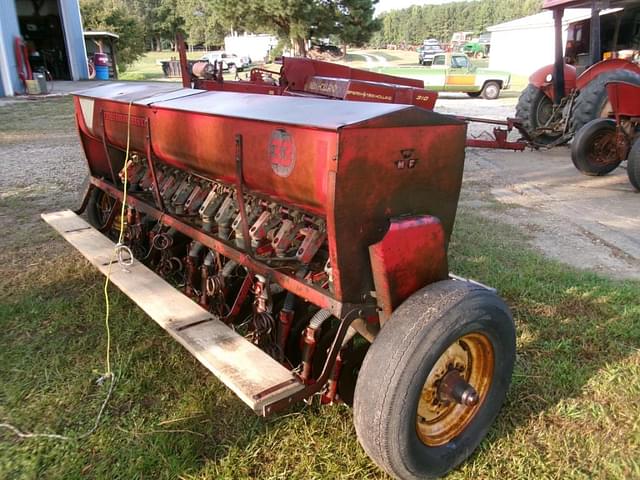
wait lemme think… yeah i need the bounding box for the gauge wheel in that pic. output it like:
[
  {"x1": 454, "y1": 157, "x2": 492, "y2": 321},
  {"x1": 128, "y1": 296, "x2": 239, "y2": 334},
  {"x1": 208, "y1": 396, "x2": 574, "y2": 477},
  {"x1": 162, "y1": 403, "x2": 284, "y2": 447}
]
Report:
[
  {"x1": 627, "y1": 137, "x2": 640, "y2": 191},
  {"x1": 87, "y1": 187, "x2": 119, "y2": 235},
  {"x1": 571, "y1": 118, "x2": 625, "y2": 176},
  {"x1": 353, "y1": 280, "x2": 515, "y2": 479}
]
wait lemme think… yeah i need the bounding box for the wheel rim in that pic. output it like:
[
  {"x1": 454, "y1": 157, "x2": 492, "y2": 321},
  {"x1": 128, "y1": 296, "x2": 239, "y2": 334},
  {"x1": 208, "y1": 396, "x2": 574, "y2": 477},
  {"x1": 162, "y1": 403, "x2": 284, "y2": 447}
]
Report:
[
  {"x1": 97, "y1": 191, "x2": 120, "y2": 231},
  {"x1": 416, "y1": 332, "x2": 494, "y2": 447},
  {"x1": 535, "y1": 95, "x2": 553, "y2": 126},
  {"x1": 485, "y1": 85, "x2": 498, "y2": 99},
  {"x1": 588, "y1": 129, "x2": 620, "y2": 167}
]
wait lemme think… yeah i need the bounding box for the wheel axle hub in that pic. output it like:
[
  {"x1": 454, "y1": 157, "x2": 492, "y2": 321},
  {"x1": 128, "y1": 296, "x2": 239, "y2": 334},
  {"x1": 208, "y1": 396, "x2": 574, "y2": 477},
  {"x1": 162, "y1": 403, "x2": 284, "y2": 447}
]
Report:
[{"x1": 438, "y1": 369, "x2": 479, "y2": 406}]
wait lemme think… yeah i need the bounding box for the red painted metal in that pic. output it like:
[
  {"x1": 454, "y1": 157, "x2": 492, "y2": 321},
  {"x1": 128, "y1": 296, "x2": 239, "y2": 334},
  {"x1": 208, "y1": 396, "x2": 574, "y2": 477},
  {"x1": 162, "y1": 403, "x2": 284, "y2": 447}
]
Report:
[
  {"x1": 369, "y1": 216, "x2": 448, "y2": 321},
  {"x1": 576, "y1": 59, "x2": 640, "y2": 91},
  {"x1": 543, "y1": 0, "x2": 632, "y2": 8},
  {"x1": 528, "y1": 64, "x2": 577, "y2": 97},
  {"x1": 14, "y1": 36, "x2": 32, "y2": 87},
  {"x1": 606, "y1": 81, "x2": 640, "y2": 119},
  {"x1": 191, "y1": 56, "x2": 438, "y2": 110},
  {"x1": 176, "y1": 33, "x2": 191, "y2": 89},
  {"x1": 75, "y1": 84, "x2": 466, "y2": 305}
]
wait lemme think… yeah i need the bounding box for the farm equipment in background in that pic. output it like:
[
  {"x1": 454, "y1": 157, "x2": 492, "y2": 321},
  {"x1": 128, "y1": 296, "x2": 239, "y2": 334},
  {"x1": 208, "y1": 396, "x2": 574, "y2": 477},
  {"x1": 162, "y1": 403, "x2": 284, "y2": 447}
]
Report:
[
  {"x1": 516, "y1": 0, "x2": 640, "y2": 146},
  {"x1": 43, "y1": 81, "x2": 516, "y2": 479},
  {"x1": 572, "y1": 80, "x2": 640, "y2": 188},
  {"x1": 183, "y1": 42, "x2": 531, "y2": 151}
]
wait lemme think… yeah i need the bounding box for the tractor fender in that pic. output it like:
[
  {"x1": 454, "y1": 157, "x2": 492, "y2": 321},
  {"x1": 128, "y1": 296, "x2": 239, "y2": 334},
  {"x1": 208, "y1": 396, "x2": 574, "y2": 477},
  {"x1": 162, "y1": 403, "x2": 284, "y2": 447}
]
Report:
[
  {"x1": 529, "y1": 64, "x2": 577, "y2": 98},
  {"x1": 576, "y1": 59, "x2": 640, "y2": 90}
]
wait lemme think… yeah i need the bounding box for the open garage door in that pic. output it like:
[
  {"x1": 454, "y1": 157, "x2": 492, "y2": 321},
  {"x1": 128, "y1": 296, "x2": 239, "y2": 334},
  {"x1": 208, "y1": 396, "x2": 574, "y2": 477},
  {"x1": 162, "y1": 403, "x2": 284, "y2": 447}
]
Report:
[{"x1": 16, "y1": 0, "x2": 71, "y2": 80}]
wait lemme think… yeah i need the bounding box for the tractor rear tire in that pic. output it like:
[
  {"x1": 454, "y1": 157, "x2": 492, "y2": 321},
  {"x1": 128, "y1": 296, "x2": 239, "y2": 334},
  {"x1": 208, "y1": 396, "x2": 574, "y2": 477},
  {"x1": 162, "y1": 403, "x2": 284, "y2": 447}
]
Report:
[
  {"x1": 627, "y1": 138, "x2": 640, "y2": 191},
  {"x1": 515, "y1": 84, "x2": 561, "y2": 145},
  {"x1": 353, "y1": 280, "x2": 515, "y2": 480},
  {"x1": 572, "y1": 69, "x2": 640, "y2": 134},
  {"x1": 571, "y1": 118, "x2": 622, "y2": 176},
  {"x1": 481, "y1": 81, "x2": 501, "y2": 100}
]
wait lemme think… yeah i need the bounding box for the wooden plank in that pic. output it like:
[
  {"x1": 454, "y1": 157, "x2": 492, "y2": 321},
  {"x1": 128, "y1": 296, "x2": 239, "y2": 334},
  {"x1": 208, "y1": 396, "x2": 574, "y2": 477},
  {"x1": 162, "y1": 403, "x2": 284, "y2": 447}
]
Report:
[{"x1": 41, "y1": 210, "x2": 303, "y2": 414}]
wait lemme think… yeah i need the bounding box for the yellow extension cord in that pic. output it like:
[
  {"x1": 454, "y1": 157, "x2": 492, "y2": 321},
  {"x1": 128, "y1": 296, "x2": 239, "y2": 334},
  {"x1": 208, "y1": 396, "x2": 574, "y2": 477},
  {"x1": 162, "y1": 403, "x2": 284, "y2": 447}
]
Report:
[
  {"x1": 102, "y1": 99, "x2": 134, "y2": 377},
  {"x1": 0, "y1": 102, "x2": 134, "y2": 441}
]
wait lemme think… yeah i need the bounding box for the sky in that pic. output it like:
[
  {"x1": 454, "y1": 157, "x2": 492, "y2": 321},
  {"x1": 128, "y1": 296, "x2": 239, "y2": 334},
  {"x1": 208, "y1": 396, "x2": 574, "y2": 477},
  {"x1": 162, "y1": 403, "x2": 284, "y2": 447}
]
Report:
[{"x1": 375, "y1": 0, "x2": 470, "y2": 14}]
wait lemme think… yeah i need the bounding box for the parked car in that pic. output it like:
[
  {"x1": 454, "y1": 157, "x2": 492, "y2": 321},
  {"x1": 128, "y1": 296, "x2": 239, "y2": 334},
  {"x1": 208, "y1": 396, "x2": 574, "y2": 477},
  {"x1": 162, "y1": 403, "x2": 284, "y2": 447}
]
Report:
[
  {"x1": 199, "y1": 51, "x2": 250, "y2": 71},
  {"x1": 425, "y1": 53, "x2": 509, "y2": 99},
  {"x1": 418, "y1": 39, "x2": 445, "y2": 65},
  {"x1": 377, "y1": 52, "x2": 510, "y2": 99}
]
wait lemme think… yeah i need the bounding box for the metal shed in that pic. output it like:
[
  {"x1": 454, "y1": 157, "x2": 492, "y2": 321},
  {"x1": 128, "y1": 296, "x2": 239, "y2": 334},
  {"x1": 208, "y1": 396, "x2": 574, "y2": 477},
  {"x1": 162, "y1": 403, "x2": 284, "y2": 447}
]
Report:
[{"x1": 0, "y1": 0, "x2": 89, "y2": 96}]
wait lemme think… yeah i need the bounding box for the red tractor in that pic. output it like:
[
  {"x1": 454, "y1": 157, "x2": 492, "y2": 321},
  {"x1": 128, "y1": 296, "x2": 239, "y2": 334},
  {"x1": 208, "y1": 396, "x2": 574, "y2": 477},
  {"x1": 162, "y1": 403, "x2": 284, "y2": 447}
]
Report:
[
  {"x1": 516, "y1": 0, "x2": 640, "y2": 160},
  {"x1": 572, "y1": 80, "x2": 640, "y2": 187}
]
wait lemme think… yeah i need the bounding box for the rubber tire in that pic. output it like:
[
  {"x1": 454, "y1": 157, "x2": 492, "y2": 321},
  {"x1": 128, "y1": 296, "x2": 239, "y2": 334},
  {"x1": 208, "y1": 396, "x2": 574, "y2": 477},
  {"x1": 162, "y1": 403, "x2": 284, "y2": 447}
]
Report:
[
  {"x1": 627, "y1": 138, "x2": 640, "y2": 191},
  {"x1": 466, "y1": 92, "x2": 482, "y2": 98},
  {"x1": 571, "y1": 118, "x2": 622, "y2": 176},
  {"x1": 481, "y1": 81, "x2": 500, "y2": 100},
  {"x1": 86, "y1": 188, "x2": 118, "y2": 232},
  {"x1": 353, "y1": 280, "x2": 515, "y2": 480},
  {"x1": 572, "y1": 69, "x2": 640, "y2": 134},
  {"x1": 516, "y1": 83, "x2": 561, "y2": 145}
]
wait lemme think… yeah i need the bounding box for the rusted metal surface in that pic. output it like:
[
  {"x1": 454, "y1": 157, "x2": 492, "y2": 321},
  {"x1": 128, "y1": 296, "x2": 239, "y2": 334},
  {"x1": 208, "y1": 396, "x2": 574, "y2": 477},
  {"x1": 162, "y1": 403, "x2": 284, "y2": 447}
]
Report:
[
  {"x1": 369, "y1": 216, "x2": 448, "y2": 321},
  {"x1": 62, "y1": 73, "x2": 471, "y2": 420},
  {"x1": 416, "y1": 332, "x2": 494, "y2": 447},
  {"x1": 607, "y1": 81, "x2": 640, "y2": 119},
  {"x1": 76, "y1": 87, "x2": 466, "y2": 305},
  {"x1": 189, "y1": 56, "x2": 439, "y2": 110}
]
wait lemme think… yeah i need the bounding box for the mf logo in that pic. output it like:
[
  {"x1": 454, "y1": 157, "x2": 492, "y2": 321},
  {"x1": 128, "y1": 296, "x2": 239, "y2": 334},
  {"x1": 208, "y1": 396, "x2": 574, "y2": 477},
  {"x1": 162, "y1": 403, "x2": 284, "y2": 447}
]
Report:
[
  {"x1": 269, "y1": 128, "x2": 296, "y2": 177},
  {"x1": 394, "y1": 149, "x2": 418, "y2": 170}
]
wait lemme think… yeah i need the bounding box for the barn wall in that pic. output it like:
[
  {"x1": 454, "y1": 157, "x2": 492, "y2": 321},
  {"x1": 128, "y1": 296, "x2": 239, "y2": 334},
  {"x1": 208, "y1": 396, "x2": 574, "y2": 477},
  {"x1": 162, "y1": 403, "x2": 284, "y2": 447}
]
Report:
[{"x1": 489, "y1": 26, "x2": 558, "y2": 76}]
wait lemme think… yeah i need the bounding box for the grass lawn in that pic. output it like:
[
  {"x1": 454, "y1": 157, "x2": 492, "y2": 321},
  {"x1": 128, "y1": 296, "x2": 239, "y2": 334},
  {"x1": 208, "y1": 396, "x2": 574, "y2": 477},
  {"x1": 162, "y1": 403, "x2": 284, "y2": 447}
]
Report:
[
  {"x1": 119, "y1": 51, "x2": 209, "y2": 81},
  {"x1": 1, "y1": 98, "x2": 639, "y2": 479}
]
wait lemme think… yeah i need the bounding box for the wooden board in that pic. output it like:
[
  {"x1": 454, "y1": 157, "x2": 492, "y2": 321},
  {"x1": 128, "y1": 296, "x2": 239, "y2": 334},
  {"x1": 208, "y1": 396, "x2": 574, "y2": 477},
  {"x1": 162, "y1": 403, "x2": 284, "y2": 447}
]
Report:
[{"x1": 41, "y1": 210, "x2": 303, "y2": 414}]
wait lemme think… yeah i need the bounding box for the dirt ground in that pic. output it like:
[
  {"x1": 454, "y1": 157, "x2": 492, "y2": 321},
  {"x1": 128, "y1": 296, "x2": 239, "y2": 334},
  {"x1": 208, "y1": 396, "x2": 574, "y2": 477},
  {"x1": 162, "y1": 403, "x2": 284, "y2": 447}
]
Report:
[
  {"x1": 436, "y1": 94, "x2": 640, "y2": 281},
  {"x1": 1, "y1": 86, "x2": 638, "y2": 283}
]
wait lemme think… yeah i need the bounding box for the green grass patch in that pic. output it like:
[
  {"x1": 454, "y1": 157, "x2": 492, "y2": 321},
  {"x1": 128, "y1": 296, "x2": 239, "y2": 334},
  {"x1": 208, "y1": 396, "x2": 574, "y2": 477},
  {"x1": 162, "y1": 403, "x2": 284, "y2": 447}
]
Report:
[
  {"x1": 119, "y1": 51, "x2": 205, "y2": 82},
  {"x1": 1, "y1": 207, "x2": 638, "y2": 478},
  {"x1": 1, "y1": 95, "x2": 638, "y2": 479}
]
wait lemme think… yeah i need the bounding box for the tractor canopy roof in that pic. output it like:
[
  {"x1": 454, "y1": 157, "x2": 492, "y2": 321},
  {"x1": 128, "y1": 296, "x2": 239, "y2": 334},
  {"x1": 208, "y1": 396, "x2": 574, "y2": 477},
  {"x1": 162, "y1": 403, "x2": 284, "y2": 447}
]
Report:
[{"x1": 544, "y1": 0, "x2": 639, "y2": 9}]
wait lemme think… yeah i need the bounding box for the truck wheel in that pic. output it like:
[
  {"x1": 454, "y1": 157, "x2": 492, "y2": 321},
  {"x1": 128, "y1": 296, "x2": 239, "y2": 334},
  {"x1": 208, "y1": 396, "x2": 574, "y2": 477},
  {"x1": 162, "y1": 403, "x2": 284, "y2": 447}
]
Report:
[
  {"x1": 481, "y1": 81, "x2": 500, "y2": 100},
  {"x1": 571, "y1": 118, "x2": 622, "y2": 176},
  {"x1": 515, "y1": 84, "x2": 561, "y2": 145},
  {"x1": 87, "y1": 188, "x2": 119, "y2": 232},
  {"x1": 572, "y1": 69, "x2": 640, "y2": 134},
  {"x1": 353, "y1": 280, "x2": 515, "y2": 480},
  {"x1": 627, "y1": 138, "x2": 640, "y2": 191}
]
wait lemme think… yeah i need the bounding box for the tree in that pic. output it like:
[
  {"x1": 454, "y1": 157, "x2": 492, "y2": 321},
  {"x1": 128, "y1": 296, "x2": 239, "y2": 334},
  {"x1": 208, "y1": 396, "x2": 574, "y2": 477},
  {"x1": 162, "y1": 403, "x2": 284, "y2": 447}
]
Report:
[
  {"x1": 335, "y1": 0, "x2": 380, "y2": 53},
  {"x1": 213, "y1": 0, "x2": 380, "y2": 56},
  {"x1": 369, "y1": 0, "x2": 543, "y2": 48},
  {"x1": 178, "y1": 0, "x2": 226, "y2": 48},
  {"x1": 80, "y1": 0, "x2": 146, "y2": 71},
  {"x1": 152, "y1": 0, "x2": 185, "y2": 50}
]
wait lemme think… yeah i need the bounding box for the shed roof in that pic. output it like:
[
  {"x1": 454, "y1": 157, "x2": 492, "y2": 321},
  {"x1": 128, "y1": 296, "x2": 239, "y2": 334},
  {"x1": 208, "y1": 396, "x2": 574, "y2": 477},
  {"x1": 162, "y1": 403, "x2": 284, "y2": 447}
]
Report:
[
  {"x1": 544, "y1": 0, "x2": 638, "y2": 9},
  {"x1": 84, "y1": 31, "x2": 119, "y2": 39}
]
